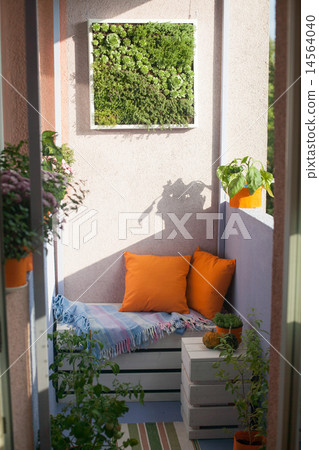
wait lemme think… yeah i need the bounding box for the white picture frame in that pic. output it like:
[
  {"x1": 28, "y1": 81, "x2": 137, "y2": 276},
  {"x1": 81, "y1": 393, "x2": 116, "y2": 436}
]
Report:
[{"x1": 88, "y1": 18, "x2": 198, "y2": 130}]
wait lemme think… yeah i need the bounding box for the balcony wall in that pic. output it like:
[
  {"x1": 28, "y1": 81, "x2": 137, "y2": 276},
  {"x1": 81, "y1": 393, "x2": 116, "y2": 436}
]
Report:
[
  {"x1": 59, "y1": 0, "x2": 270, "y2": 304},
  {"x1": 61, "y1": 0, "x2": 222, "y2": 303},
  {"x1": 223, "y1": 202, "x2": 274, "y2": 337}
]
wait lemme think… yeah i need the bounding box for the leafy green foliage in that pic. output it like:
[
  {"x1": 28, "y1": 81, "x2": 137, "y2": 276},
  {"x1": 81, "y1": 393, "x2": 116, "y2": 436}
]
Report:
[
  {"x1": 216, "y1": 156, "x2": 274, "y2": 199},
  {"x1": 213, "y1": 313, "x2": 243, "y2": 329},
  {"x1": 49, "y1": 331, "x2": 144, "y2": 450},
  {"x1": 213, "y1": 311, "x2": 269, "y2": 444},
  {"x1": 267, "y1": 39, "x2": 275, "y2": 215},
  {"x1": 0, "y1": 132, "x2": 86, "y2": 259},
  {"x1": 91, "y1": 22, "x2": 195, "y2": 127},
  {"x1": 41, "y1": 130, "x2": 87, "y2": 223},
  {"x1": 1, "y1": 188, "x2": 39, "y2": 260},
  {"x1": 223, "y1": 333, "x2": 239, "y2": 350}
]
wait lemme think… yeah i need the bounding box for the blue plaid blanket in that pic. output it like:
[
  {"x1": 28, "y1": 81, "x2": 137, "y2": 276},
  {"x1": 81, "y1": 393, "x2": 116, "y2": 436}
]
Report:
[{"x1": 53, "y1": 295, "x2": 213, "y2": 359}]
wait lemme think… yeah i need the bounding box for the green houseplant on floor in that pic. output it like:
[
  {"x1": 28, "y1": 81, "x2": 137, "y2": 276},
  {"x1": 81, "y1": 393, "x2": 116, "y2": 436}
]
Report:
[
  {"x1": 213, "y1": 311, "x2": 269, "y2": 449},
  {"x1": 216, "y1": 156, "x2": 274, "y2": 208},
  {"x1": 49, "y1": 330, "x2": 144, "y2": 450}
]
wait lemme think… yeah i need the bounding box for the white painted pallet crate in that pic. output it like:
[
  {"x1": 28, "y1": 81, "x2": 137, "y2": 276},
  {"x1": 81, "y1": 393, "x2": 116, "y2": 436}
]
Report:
[{"x1": 181, "y1": 337, "x2": 247, "y2": 440}]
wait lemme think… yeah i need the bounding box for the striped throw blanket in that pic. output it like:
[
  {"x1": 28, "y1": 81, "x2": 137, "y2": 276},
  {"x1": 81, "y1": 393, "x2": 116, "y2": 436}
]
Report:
[{"x1": 53, "y1": 295, "x2": 213, "y2": 359}]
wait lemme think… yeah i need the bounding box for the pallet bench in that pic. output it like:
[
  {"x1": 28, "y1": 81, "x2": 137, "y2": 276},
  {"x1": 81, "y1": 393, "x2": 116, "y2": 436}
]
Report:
[{"x1": 56, "y1": 306, "x2": 207, "y2": 403}]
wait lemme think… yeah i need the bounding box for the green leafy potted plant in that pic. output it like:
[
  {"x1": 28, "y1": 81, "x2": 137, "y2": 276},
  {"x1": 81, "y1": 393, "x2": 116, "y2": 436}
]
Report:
[
  {"x1": 213, "y1": 312, "x2": 243, "y2": 343},
  {"x1": 216, "y1": 156, "x2": 274, "y2": 208},
  {"x1": 1, "y1": 168, "x2": 60, "y2": 288},
  {"x1": 49, "y1": 330, "x2": 144, "y2": 450},
  {"x1": 213, "y1": 311, "x2": 269, "y2": 449},
  {"x1": 0, "y1": 133, "x2": 86, "y2": 288}
]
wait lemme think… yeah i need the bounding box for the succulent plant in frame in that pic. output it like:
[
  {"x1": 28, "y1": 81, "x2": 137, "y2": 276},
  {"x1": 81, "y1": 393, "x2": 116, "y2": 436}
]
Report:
[
  {"x1": 106, "y1": 33, "x2": 120, "y2": 48},
  {"x1": 91, "y1": 21, "x2": 195, "y2": 127}
]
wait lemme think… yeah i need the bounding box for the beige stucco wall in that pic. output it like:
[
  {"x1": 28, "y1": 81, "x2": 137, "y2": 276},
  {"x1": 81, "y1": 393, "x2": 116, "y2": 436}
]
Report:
[
  {"x1": 226, "y1": 0, "x2": 269, "y2": 164},
  {"x1": 63, "y1": 0, "x2": 222, "y2": 302},
  {"x1": 62, "y1": 0, "x2": 269, "y2": 303},
  {"x1": 225, "y1": 0, "x2": 270, "y2": 209}
]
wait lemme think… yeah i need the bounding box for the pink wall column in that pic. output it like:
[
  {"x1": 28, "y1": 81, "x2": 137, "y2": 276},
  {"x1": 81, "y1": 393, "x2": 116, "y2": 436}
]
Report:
[
  {"x1": 0, "y1": 0, "x2": 28, "y2": 143},
  {"x1": 1, "y1": 0, "x2": 56, "y2": 447},
  {"x1": 38, "y1": 0, "x2": 56, "y2": 132},
  {"x1": 1, "y1": 0, "x2": 33, "y2": 446},
  {"x1": 5, "y1": 288, "x2": 34, "y2": 449},
  {"x1": 60, "y1": 0, "x2": 69, "y2": 143}
]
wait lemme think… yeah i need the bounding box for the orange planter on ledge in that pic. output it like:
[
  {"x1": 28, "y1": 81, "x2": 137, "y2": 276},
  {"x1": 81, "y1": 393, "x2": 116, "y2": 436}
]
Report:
[
  {"x1": 25, "y1": 253, "x2": 33, "y2": 272},
  {"x1": 229, "y1": 187, "x2": 262, "y2": 209},
  {"x1": 5, "y1": 257, "x2": 28, "y2": 289},
  {"x1": 216, "y1": 325, "x2": 242, "y2": 344},
  {"x1": 233, "y1": 430, "x2": 266, "y2": 449}
]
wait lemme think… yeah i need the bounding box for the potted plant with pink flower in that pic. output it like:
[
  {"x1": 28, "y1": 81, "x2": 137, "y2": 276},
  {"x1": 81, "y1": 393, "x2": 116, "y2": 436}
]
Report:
[
  {"x1": 1, "y1": 133, "x2": 86, "y2": 288},
  {"x1": 1, "y1": 169, "x2": 60, "y2": 288}
]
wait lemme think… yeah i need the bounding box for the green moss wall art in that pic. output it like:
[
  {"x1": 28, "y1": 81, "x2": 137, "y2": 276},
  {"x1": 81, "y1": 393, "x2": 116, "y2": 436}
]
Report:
[{"x1": 88, "y1": 20, "x2": 197, "y2": 129}]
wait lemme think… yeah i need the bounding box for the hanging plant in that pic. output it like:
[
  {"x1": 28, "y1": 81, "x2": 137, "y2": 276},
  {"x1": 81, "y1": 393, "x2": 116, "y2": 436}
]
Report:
[
  {"x1": 1, "y1": 133, "x2": 86, "y2": 287},
  {"x1": 216, "y1": 156, "x2": 274, "y2": 208}
]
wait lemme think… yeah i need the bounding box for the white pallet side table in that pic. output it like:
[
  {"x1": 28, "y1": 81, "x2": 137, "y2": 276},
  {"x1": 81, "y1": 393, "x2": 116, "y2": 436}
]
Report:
[{"x1": 181, "y1": 336, "x2": 246, "y2": 440}]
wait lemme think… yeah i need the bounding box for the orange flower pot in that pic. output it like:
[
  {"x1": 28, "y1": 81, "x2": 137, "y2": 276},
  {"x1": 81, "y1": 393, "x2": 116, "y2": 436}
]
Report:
[
  {"x1": 216, "y1": 325, "x2": 242, "y2": 344},
  {"x1": 25, "y1": 253, "x2": 33, "y2": 272},
  {"x1": 233, "y1": 431, "x2": 266, "y2": 449},
  {"x1": 5, "y1": 257, "x2": 28, "y2": 288},
  {"x1": 229, "y1": 187, "x2": 262, "y2": 209}
]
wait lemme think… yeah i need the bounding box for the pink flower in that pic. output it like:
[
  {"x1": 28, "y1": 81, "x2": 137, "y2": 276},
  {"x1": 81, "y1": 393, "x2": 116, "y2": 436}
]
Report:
[{"x1": 13, "y1": 193, "x2": 22, "y2": 203}]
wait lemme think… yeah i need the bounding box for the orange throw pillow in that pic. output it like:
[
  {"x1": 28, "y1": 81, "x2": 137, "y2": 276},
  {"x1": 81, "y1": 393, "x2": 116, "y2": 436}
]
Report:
[
  {"x1": 186, "y1": 247, "x2": 236, "y2": 320},
  {"x1": 119, "y1": 252, "x2": 191, "y2": 314}
]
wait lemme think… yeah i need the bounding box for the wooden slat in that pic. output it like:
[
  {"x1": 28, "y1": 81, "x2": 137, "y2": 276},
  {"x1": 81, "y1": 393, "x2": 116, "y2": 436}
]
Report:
[
  {"x1": 182, "y1": 365, "x2": 232, "y2": 405},
  {"x1": 181, "y1": 408, "x2": 239, "y2": 439},
  {"x1": 182, "y1": 338, "x2": 245, "y2": 360},
  {"x1": 59, "y1": 371, "x2": 181, "y2": 392},
  {"x1": 181, "y1": 385, "x2": 239, "y2": 427},
  {"x1": 182, "y1": 338, "x2": 248, "y2": 382},
  {"x1": 61, "y1": 351, "x2": 181, "y2": 371},
  {"x1": 100, "y1": 371, "x2": 181, "y2": 390},
  {"x1": 183, "y1": 354, "x2": 238, "y2": 382},
  {"x1": 60, "y1": 390, "x2": 181, "y2": 403},
  {"x1": 111, "y1": 350, "x2": 182, "y2": 369},
  {"x1": 182, "y1": 365, "x2": 250, "y2": 406}
]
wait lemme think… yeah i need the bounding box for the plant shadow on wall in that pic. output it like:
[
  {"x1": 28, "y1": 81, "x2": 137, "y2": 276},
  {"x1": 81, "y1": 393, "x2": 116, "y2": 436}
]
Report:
[{"x1": 63, "y1": 178, "x2": 216, "y2": 303}]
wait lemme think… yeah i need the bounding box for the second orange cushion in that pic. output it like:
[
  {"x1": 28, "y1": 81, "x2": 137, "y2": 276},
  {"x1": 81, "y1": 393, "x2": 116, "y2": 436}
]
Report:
[{"x1": 186, "y1": 247, "x2": 236, "y2": 320}]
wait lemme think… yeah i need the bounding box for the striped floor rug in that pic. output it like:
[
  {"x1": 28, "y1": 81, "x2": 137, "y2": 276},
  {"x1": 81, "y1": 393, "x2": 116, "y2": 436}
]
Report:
[{"x1": 118, "y1": 422, "x2": 200, "y2": 450}]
